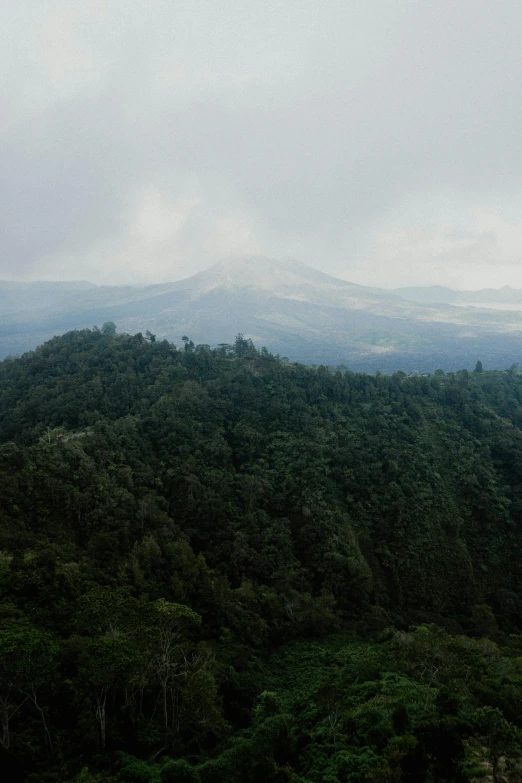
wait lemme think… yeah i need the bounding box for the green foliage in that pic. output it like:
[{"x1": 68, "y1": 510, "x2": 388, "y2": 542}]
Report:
[
  {"x1": 3, "y1": 330, "x2": 522, "y2": 779},
  {"x1": 160, "y1": 758, "x2": 200, "y2": 783}
]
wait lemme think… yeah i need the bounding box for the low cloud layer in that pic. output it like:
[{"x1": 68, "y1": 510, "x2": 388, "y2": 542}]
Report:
[{"x1": 2, "y1": 0, "x2": 522, "y2": 288}]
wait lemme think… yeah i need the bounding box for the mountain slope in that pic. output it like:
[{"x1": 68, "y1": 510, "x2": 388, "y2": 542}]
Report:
[
  {"x1": 0, "y1": 279, "x2": 96, "y2": 314},
  {"x1": 3, "y1": 258, "x2": 522, "y2": 371}
]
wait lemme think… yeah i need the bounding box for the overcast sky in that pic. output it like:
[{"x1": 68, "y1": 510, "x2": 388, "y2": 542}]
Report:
[{"x1": 2, "y1": 0, "x2": 522, "y2": 289}]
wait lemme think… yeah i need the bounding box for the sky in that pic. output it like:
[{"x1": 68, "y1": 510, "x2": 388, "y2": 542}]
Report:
[{"x1": 2, "y1": 0, "x2": 522, "y2": 289}]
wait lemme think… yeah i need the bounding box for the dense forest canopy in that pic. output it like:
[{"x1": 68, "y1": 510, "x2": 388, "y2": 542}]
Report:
[{"x1": 2, "y1": 328, "x2": 522, "y2": 780}]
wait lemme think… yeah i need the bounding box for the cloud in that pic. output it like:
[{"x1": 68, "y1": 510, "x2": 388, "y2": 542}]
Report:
[{"x1": 2, "y1": 0, "x2": 522, "y2": 287}]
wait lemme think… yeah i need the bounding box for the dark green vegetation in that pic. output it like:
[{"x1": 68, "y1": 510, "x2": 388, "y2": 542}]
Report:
[
  {"x1": 3, "y1": 257, "x2": 522, "y2": 372},
  {"x1": 3, "y1": 329, "x2": 522, "y2": 781}
]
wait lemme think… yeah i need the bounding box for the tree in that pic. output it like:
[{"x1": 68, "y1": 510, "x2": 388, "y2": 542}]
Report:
[
  {"x1": 101, "y1": 321, "x2": 116, "y2": 335},
  {"x1": 77, "y1": 634, "x2": 139, "y2": 750},
  {"x1": 147, "y1": 599, "x2": 204, "y2": 744},
  {"x1": 0, "y1": 621, "x2": 58, "y2": 750},
  {"x1": 233, "y1": 333, "x2": 258, "y2": 358},
  {"x1": 474, "y1": 360, "x2": 483, "y2": 373},
  {"x1": 74, "y1": 587, "x2": 144, "y2": 749},
  {"x1": 474, "y1": 707, "x2": 521, "y2": 782}
]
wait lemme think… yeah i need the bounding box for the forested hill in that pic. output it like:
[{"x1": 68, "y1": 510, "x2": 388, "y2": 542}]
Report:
[{"x1": 3, "y1": 329, "x2": 522, "y2": 781}]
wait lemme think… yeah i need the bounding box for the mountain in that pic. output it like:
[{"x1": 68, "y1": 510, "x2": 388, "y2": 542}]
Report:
[
  {"x1": 3, "y1": 257, "x2": 522, "y2": 372},
  {"x1": 393, "y1": 285, "x2": 463, "y2": 304}
]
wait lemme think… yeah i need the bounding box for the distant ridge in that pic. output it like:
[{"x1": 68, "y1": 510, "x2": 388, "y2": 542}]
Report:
[{"x1": 394, "y1": 283, "x2": 522, "y2": 305}]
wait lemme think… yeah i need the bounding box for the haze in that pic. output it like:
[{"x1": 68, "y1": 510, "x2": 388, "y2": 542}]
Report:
[{"x1": 3, "y1": 0, "x2": 522, "y2": 289}]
